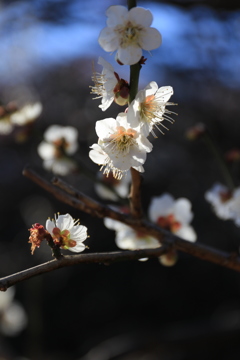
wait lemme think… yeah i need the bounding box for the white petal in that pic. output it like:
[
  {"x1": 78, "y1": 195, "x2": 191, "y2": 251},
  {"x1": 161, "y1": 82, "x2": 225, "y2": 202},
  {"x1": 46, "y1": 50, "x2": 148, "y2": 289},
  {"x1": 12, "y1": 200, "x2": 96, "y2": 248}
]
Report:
[
  {"x1": 176, "y1": 225, "x2": 197, "y2": 242},
  {"x1": 37, "y1": 142, "x2": 56, "y2": 160},
  {"x1": 98, "y1": 27, "x2": 119, "y2": 52},
  {"x1": 128, "y1": 7, "x2": 153, "y2": 27},
  {"x1": 156, "y1": 86, "x2": 174, "y2": 103},
  {"x1": 89, "y1": 144, "x2": 108, "y2": 165},
  {"x1": 137, "y1": 134, "x2": 153, "y2": 153},
  {"x1": 104, "y1": 217, "x2": 128, "y2": 232},
  {"x1": 149, "y1": 194, "x2": 174, "y2": 222},
  {"x1": 173, "y1": 198, "x2": 193, "y2": 224},
  {"x1": 68, "y1": 242, "x2": 85, "y2": 253},
  {"x1": 98, "y1": 56, "x2": 114, "y2": 73},
  {"x1": 56, "y1": 213, "x2": 75, "y2": 231},
  {"x1": 0, "y1": 287, "x2": 15, "y2": 312},
  {"x1": 95, "y1": 118, "x2": 117, "y2": 139},
  {"x1": 70, "y1": 225, "x2": 88, "y2": 242},
  {"x1": 139, "y1": 27, "x2": 162, "y2": 50},
  {"x1": 46, "y1": 219, "x2": 55, "y2": 234},
  {"x1": 117, "y1": 46, "x2": 142, "y2": 66},
  {"x1": 106, "y1": 5, "x2": 128, "y2": 27}
]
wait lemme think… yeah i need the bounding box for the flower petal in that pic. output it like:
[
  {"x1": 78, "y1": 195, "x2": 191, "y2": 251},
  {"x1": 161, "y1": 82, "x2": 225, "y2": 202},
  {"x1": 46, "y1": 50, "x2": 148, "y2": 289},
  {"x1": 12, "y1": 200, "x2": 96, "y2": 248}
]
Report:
[
  {"x1": 106, "y1": 5, "x2": 128, "y2": 27},
  {"x1": 98, "y1": 27, "x2": 119, "y2": 52},
  {"x1": 128, "y1": 7, "x2": 153, "y2": 27},
  {"x1": 117, "y1": 46, "x2": 142, "y2": 66},
  {"x1": 139, "y1": 27, "x2": 162, "y2": 50}
]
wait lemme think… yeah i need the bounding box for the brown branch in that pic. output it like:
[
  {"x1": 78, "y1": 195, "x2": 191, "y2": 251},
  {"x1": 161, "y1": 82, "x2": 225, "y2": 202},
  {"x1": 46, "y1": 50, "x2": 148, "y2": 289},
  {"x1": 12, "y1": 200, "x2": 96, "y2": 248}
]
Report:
[
  {"x1": 23, "y1": 166, "x2": 240, "y2": 273},
  {"x1": 129, "y1": 167, "x2": 143, "y2": 218},
  {"x1": 0, "y1": 247, "x2": 169, "y2": 291}
]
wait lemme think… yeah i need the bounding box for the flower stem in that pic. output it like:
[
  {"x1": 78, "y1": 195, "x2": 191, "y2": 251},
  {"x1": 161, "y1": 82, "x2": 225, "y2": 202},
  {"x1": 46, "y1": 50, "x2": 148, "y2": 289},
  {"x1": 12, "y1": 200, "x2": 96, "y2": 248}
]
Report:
[
  {"x1": 45, "y1": 233, "x2": 63, "y2": 260},
  {"x1": 129, "y1": 63, "x2": 141, "y2": 104}
]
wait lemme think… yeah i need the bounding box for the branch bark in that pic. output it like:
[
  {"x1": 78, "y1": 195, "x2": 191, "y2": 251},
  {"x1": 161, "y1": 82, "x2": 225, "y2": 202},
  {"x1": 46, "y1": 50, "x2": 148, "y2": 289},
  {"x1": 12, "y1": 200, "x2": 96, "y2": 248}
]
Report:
[
  {"x1": 22, "y1": 166, "x2": 240, "y2": 274},
  {"x1": 0, "y1": 247, "x2": 169, "y2": 291}
]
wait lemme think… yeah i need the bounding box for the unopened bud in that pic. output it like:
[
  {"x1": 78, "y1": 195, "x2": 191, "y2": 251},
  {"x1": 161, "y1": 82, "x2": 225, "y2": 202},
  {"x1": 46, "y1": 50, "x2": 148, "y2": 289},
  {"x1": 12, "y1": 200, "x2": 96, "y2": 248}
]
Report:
[
  {"x1": 113, "y1": 78, "x2": 130, "y2": 106},
  {"x1": 159, "y1": 250, "x2": 178, "y2": 267}
]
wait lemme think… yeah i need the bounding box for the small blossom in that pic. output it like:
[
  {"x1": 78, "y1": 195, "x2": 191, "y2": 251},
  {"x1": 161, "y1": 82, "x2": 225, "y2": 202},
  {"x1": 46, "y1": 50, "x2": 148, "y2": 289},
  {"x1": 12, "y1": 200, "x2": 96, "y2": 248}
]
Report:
[
  {"x1": 10, "y1": 102, "x2": 42, "y2": 126},
  {"x1": 37, "y1": 125, "x2": 78, "y2": 175},
  {"x1": 98, "y1": 5, "x2": 162, "y2": 65},
  {"x1": 46, "y1": 213, "x2": 88, "y2": 253},
  {"x1": 127, "y1": 81, "x2": 176, "y2": 137},
  {"x1": 90, "y1": 57, "x2": 129, "y2": 111},
  {"x1": 104, "y1": 216, "x2": 160, "y2": 261},
  {"x1": 89, "y1": 113, "x2": 152, "y2": 179},
  {"x1": 159, "y1": 249, "x2": 178, "y2": 267},
  {"x1": 95, "y1": 171, "x2": 131, "y2": 201},
  {"x1": 0, "y1": 287, "x2": 27, "y2": 336},
  {"x1": 205, "y1": 183, "x2": 234, "y2": 220},
  {"x1": 28, "y1": 223, "x2": 47, "y2": 254},
  {"x1": 149, "y1": 194, "x2": 197, "y2": 242},
  {"x1": 205, "y1": 183, "x2": 240, "y2": 226}
]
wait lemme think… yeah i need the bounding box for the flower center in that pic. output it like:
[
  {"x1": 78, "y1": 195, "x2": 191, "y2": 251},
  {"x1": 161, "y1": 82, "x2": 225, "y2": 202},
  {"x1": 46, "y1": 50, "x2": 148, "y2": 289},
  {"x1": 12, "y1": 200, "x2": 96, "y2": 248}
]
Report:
[
  {"x1": 219, "y1": 190, "x2": 232, "y2": 203},
  {"x1": 140, "y1": 95, "x2": 160, "y2": 123},
  {"x1": 109, "y1": 126, "x2": 137, "y2": 155},
  {"x1": 157, "y1": 214, "x2": 181, "y2": 233},
  {"x1": 116, "y1": 21, "x2": 143, "y2": 48},
  {"x1": 52, "y1": 227, "x2": 76, "y2": 249}
]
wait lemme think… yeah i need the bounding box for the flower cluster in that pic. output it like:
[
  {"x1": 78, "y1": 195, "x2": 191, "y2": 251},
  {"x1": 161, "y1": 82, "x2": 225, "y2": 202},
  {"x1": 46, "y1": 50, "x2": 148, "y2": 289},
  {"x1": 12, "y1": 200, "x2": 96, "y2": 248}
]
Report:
[
  {"x1": 104, "y1": 194, "x2": 196, "y2": 265},
  {"x1": 89, "y1": 5, "x2": 175, "y2": 180},
  {"x1": 0, "y1": 102, "x2": 42, "y2": 136},
  {"x1": 37, "y1": 125, "x2": 78, "y2": 175}
]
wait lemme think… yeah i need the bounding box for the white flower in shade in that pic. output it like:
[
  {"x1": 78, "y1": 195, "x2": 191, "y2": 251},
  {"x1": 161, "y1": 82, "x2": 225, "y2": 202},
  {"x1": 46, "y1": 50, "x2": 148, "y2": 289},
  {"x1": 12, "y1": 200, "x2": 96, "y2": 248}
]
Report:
[
  {"x1": 205, "y1": 183, "x2": 240, "y2": 226},
  {"x1": 46, "y1": 213, "x2": 88, "y2": 253},
  {"x1": 95, "y1": 170, "x2": 131, "y2": 201},
  {"x1": 127, "y1": 81, "x2": 176, "y2": 137},
  {"x1": 91, "y1": 57, "x2": 118, "y2": 111},
  {"x1": 98, "y1": 5, "x2": 162, "y2": 65},
  {"x1": 89, "y1": 113, "x2": 152, "y2": 179},
  {"x1": 205, "y1": 183, "x2": 235, "y2": 220},
  {"x1": 37, "y1": 125, "x2": 78, "y2": 175},
  {"x1": 10, "y1": 102, "x2": 42, "y2": 126},
  {"x1": 149, "y1": 194, "x2": 197, "y2": 242},
  {"x1": 0, "y1": 117, "x2": 13, "y2": 135},
  {"x1": 0, "y1": 287, "x2": 27, "y2": 336},
  {"x1": 104, "y1": 217, "x2": 160, "y2": 261}
]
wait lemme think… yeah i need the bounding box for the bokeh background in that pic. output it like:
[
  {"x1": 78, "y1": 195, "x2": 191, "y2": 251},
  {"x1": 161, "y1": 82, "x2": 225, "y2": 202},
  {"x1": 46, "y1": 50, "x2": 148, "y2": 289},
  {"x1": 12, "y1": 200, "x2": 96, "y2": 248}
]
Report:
[{"x1": 1, "y1": 0, "x2": 240, "y2": 359}]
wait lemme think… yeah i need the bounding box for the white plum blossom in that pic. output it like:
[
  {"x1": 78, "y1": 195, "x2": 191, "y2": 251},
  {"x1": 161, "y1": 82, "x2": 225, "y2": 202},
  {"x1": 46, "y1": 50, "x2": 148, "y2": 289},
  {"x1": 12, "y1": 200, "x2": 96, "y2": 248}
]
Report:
[
  {"x1": 37, "y1": 125, "x2": 78, "y2": 175},
  {"x1": 205, "y1": 183, "x2": 235, "y2": 220},
  {"x1": 91, "y1": 57, "x2": 118, "y2": 111},
  {"x1": 127, "y1": 81, "x2": 175, "y2": 137},
  {"x1": 10, "y1": 102, "x2": 42, "y2": 126},
  {"x1": 205, "y1": 183, "x2": 240, "y2": 226},
  {"x1": 46, "y1": 213, "x2": 88, "y2": 253},
  {"x1": 0, "y1": 287, "x2": 27, "y2": 336},
  {"x1": 89, "y1": 112, "x2": 152, "y2": 179},
  {"x1": 149, "y1": 194, "x2": 197, "y2": 242},
  {"x1": 104, "y1": 216, "x2": 160, "y2": 261},
  {"x1": 98, "y1": 5, "x2": 162, "y2": 65},
  {"x1": 95, "y1": 170, "x2": 131, "y2": 201}
]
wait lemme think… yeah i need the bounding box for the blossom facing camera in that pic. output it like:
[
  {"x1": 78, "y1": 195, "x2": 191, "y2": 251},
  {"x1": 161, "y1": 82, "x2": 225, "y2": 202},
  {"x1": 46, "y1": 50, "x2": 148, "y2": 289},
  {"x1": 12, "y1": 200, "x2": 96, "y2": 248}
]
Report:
[
  {"x1": 205, "y1": 183, "x2": 234, "y2": 221},
  {"x1": 149, "y1": 194, "x2": 197, "y2": 242},
  {"x1": 90, "y1": 57, "x2": 129, "y2": 111},
  {"x1": 89, "y1": 112, "x2": 153, "y2": 179},
  {"x1": 37, "y1": 125, "x2": 78, "y2": 175},
  {"x1": 127, "y1": 82, "x2": 176, "y2": 137},
  {"x1": 46, "y1": 213, "x2": 88, "y2": 253},
  {"x1": 98, "y1": 5, "x2": 162, "y2": 65}
]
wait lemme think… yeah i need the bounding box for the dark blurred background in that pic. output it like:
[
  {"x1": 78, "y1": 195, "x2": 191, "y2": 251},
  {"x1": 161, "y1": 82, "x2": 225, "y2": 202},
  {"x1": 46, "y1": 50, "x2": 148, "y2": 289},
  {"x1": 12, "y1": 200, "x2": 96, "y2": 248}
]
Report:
[{"x1": 1, "y1": 0, "x2": 240, "y2": 359}]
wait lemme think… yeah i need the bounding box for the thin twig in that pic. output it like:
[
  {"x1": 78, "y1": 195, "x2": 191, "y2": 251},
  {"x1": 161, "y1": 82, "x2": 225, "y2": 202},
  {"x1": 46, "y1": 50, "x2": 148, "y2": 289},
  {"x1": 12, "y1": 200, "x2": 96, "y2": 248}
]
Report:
[
  {"x1": 0, "y1": 247, "x2": 169, "y2": 291},
  {"x1": 23, "y1": 166, "x2": 240, "y2": 273},
  {"x1": 129, "y1": 167, "x2": 143, "y2": 218}
]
